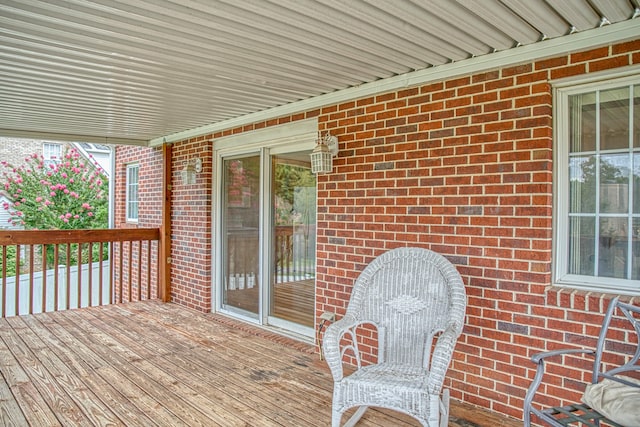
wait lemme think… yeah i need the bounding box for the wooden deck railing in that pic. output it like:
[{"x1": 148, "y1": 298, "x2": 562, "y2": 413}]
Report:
[
  {"x1": 0, "y1": 228, "x2": 160, "y2": 318},
  {"x1": 225, "y1": 226, "x2": 315, "y2": 290},
  {"x1": 274, "y1": 225, "x2": 315, "y2": 283}
]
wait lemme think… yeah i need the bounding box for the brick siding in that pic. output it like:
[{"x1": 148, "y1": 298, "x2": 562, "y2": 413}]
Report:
[
  {"x1": 115, "y1": 139, "x2": 213, "y2": 311},
  {"x1": 116, "y1": 39, "x2": 640, "y2": 420},
  {"x1": 0, "y1": 138, "x2": 78, "y2": 172},
  {"x1": 168, "y1": 137, "x2": 213, "y2": 311},
  {"x1": 113, "y1": 146, "x2": 163, "y2": 303}
]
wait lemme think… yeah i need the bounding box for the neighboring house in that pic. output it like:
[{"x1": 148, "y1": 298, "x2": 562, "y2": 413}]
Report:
[
  {"x1": 0, "y1": 138, "x2": 111, "y2": 177},
  {"x1": 74, "y1": 142, "x2": 112, "y2": 177},
  {"x1": 115, "y1": 39, "x2": 640, "y2": 420}
]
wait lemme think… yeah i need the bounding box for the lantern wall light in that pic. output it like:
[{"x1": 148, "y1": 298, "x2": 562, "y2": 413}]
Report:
[
  {"x1": 310, "y1": 132, "x2": 339, "y2": 174},
  {"x1": 181, "y1": 157, "x2": 202, "y2": 185}
]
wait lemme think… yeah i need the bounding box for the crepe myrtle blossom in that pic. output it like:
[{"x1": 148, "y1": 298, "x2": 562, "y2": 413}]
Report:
[{"x1": 0, "y1": 147, "x2": 108, "y2": 230}]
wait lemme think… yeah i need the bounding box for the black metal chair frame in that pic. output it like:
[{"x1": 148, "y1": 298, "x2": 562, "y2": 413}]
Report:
[{"x1": 524, "y1": 297, "x2": 640, "y2": 427}]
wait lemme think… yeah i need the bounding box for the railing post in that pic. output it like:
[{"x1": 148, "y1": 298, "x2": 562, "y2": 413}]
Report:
[{"x1": 159, "y1": 143, "x2": 172, "y2": 302}]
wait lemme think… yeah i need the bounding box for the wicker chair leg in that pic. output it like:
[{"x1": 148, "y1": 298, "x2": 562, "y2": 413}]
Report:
[
  {"x1": 343, "y1": 406, "x2": 368, "y2": 427},
  {"x1": 439, "y1": 388, "x2": 450, "y2": 427},
  {"x1": 427, "y1": 395, "x2": 439, "y2": 427},
  {"x1": 331, "y1": 407, "x2": 342, "y2": 427}
]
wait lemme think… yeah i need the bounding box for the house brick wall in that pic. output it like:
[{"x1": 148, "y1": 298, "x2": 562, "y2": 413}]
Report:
[
  {"x1": 114, "y1": 146, "x2": 163, "y2": 228},
  {"x1": 0, "y1": 138, "x2": 43, "y2": 167},
  {"x1": 310, "y1": 41, "x2": 640, "y2": 419},
  {"x1": 114, "y1": 146, "x2": 163, "y2": 302},
  {"x1": 115, "y1": 139, "x2": 213, "y2": 311},
  {"x1": 0, "y1": 138, "x2": 73, "y2": 167},
  {"x1": 168, "y1": 137, "x2": 213, "y2": 311},
  {"x1": 116, "y1": 39, "x2": 640, "y2": 421}
]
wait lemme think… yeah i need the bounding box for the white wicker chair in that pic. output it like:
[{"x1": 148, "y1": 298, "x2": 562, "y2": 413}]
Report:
[{"x1": 322, "y1": 247, "x2": 467, "y2": 427}]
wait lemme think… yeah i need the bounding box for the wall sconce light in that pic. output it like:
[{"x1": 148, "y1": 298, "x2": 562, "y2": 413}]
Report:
[
  {"x1": 310, "y1": 132, "x2": 339, "y2": 174},
  {"x1": 181, "y1": 157, "x2": 202, "y2": 185}
]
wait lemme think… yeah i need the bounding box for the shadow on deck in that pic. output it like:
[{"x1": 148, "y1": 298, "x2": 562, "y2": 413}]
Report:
[{"x1": 0, "y1": 301, "x2": 519, "y2": 426}]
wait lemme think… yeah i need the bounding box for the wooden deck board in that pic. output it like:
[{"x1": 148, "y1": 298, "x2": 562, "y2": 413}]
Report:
[
  {"x1": 55, "y1": 310, "x2": 224, "y2": 427},
  {"x1": 0, "y1": 377, "x2": 29, "y2": 426},
  {"x1": 0, "y1": 301, "x2": 520, "y2": 427}
]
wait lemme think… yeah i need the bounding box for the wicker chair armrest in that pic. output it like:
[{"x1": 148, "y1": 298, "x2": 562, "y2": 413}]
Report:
[
  {"x1": 322, "y1": 315, "x2": 364, "y2": 382},
  {"x1": 427, "y1": 324, "x2": 462, "y2": 394}
]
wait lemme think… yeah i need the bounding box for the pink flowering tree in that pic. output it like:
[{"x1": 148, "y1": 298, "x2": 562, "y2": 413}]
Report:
[
  {"x1": 1, "y1": 147, "x2": 108, "y2": 230},
  {"x1": 0, "y1": 147, "x2": 109, "y2": 274}
]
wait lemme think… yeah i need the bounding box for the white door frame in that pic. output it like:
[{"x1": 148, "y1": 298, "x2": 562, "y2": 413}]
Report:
[{"x1": 212, "y1": 119, "x2": 318, "y2": 336}]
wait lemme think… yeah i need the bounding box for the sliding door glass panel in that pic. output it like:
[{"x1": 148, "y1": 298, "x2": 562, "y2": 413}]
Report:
[
  {"x1": 270, "y1": 153, "x2": 316, "y2": 328},
  {"x1": 222, "y1": 155, "x2": 261, "y2": 316}
]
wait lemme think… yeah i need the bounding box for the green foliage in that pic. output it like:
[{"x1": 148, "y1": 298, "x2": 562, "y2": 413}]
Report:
[
  {"x1": 1, "y1": 147, "x2": 108, "y2": 230},
  {"x1": 572, "y1": 155, "x2": 629, "y2": 213},
  {"x1": 0, "y1": 245, "x2": 19, "y2": 278},
  {"x1": 274, "y1": 163, "x2": 316, "y2": 226}
]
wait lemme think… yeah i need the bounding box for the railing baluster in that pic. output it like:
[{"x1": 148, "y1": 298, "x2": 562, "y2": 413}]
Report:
[
  {"x1": 2, "y1": 246, "x2": 6, "y2": 318},
  {"x1": 28, "y1": 245, "x2": 34, "y2": 315},
  {"x1": 41, "y1": 244, "x2": 47, "y2": 313},
  {"x1": 54, "y1": 244, "x2": 59, "y2": 312},
  {"x1": 137, "y1": 241, "x2": 142, "y2": 301},
  {"x1": 15, "y1": 244, "x2": 20, "y2": 316},
  {"x1": 118, "y1": 241, "x2": 123, "y2": 303},
  {"x1": 109, "y1": 241, "x2": 114, "y2": 305},
  {"x1": 77, "y1": 243, "x2": 82, "y2": 308},
  {"x1": 66, "y1": 243, "x2": 71, "y2": 310},
  {"x1": 98, "y1": 242, "x2": 104, "y2": 306},
  {"x1": 146, "y1": 240, "x2": 151, "y2": 300},
  {"x1": 87, "y1": 242, "x2": 93, "y2": 306},
  {"x1": 127, "y1": 241, "x2": 132, "y2": 302}
]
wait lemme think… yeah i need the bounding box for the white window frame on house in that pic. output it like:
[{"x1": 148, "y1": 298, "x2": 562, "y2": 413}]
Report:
[
  {"x1": 554, "y1": 67, "x2": 640, "y2": 295},
  {"x1": 42, "y1": 142, "x2": 62, "y2": 166},
  {"x1": 126, "y1": 163, "x2": 139, "y2": 223}
]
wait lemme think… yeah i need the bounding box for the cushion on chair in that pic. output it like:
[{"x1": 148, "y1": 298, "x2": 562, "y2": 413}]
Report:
[{"x1": 581, "y1": 375, "x2": 640, "y2": 427}]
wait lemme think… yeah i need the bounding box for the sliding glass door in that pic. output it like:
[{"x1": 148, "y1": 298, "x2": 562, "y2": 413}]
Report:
[
  {"x1": 221, "y1": 154, "x2": 260, "y2": 316},
  {"x1": 269, "y1": 153, "x2": 316, "y2": 329},
  {"x1": 218, "y1": 141, "x2": 316, "y2": 337}
]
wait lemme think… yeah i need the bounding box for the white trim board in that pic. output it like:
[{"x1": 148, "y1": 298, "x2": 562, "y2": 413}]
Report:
[
  {"x1": 150, "y1": 19, "x2": 640, "y2": 146},
  {"x1": 0, "y1": 129, "x2": 148, "y2": 147}
]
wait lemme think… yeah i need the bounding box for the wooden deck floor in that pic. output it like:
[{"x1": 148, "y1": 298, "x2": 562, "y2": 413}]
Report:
[{"x1": 0, "y1": 301, "x2": 520, "y2": 426}]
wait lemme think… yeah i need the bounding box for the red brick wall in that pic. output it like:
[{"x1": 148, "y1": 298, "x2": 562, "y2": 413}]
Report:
[
  {"x1": 168, "y1": 137, "x2": 213, "y2": 311},
  {"x1": 114, "y1": 146, "x2": 163, "y2": 228},
  {"x1": 114, "y1": 146, "x2": 163, "y2": 301},
  {"x1": 312, "y1": 41, "x2": 640, "y2": 419},
  {"x1": 115, "y1": 140, "x2": 214, "y2": 311},
  {"x1": 116, "y1": 39, "x2": 640, "y2": 421}
]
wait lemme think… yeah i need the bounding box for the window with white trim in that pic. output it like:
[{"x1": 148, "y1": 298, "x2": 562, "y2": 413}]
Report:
[
  {"x1": 556, "y1": 73, "x2": 640, "y2": 294},
  {"x1": 126, "y1": 164, "x2": 139, "y2": 222},
  {"x1": 42, "y1": 143, "x2": 62, "y2": 166}
]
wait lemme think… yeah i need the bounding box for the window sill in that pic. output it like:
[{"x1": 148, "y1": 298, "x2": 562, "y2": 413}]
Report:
[{"x1": 545, "y1": 284, "x2": 638, "y2": 310}]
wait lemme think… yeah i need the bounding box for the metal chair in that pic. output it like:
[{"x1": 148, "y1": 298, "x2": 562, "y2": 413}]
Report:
[
  {"x1": 524, "y1": 297, "x2": 640, "y2": 427},
  {"x1": 322, "y1": 247, "x2": 467, "y2": 427}
]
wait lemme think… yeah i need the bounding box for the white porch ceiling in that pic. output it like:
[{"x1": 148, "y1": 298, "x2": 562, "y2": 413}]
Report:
[{"x1": 0, "y1": 0, "x2": 639, "y2": 146}]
